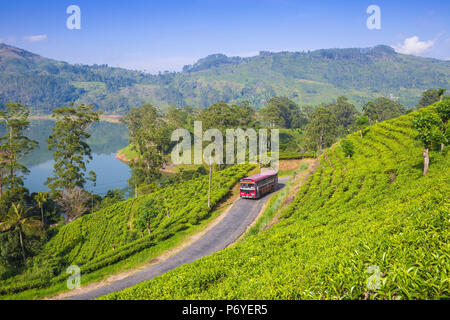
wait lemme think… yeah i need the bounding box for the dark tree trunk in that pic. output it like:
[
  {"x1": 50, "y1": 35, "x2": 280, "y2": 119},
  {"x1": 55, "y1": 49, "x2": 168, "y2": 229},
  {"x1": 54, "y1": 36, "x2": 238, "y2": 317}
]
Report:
[
  {"x1": 40, "y1": 206, "x2": 45, "y2": 227},
  {"x1": 423, "y1": 148, "x2": 430, "y2": 176},
  {"x1": 18, "y1": 228, "x2": 26, "y2": 265}
]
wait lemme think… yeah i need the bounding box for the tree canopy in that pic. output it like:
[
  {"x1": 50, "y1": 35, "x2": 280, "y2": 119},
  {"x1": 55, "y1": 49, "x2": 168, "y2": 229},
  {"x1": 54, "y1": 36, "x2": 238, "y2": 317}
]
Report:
[
  {"x1": 363, "y1": 97, "x2": 406, "y2": 123},
  {"x1": 45, "y1": 103, "x2": 101, "y2": 197}
]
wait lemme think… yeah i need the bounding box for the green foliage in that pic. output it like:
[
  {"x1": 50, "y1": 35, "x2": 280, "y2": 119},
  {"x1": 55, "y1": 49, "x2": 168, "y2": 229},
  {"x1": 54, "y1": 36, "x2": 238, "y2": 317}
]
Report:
[
  {"x1": 355, "y1": 115, "x2": 370, "y2": 138},
  {"x1": 0, "y1": 102, "x2": 37, "y2": 191},
  {"x1": 340, "y1": 139, "x2": 355, "y2": 158},
  {"x1": 45, "y1": 103, "x2": 101, "y2": 196},
  {"x1": 305, "y1": 107, "x2": 337, "y2": 151},
  {"x1": 435, "y1": 101, "x2": 450, "y2": 124},
  {"x1": 278, "y1": 129, "x2": 304, "y2": 152},
  {"x1": 0, "y1": 164, "x2": 254, "y2": 296},
  {"x1": 99, "y1": 189, "x2": 126, "y2": 210},
  {"x1": 135, "y1": 199, "x2": 163, "y2": 236},
  {"x1": 122, "y1": 103, "x2": 169, "y2": 186},
  {"x1": 0, "y1": 203, "x2": 41, "y2": 266},
  {"x1": 197, "y1": 102, "x2": 257, "y2": 131},
  {"x1": 260, "y1": 97, "x2": 305, "y2": 129},
  {"x1": 417, "y1": 89, "x2": 448, "y2": 108},
  {"x1": 329, "y1": 96, "x2": 358, "y2": 133},
  {"x1": 101, "y1": 106, "x2": 449, "y2": 300},
  {"x1": 412, "y1": 112, "x2": 443, "y2": 149},
  {"x1": 33, "y1": 192, "x2": 48, "y2": 226},
  {"x1": 363, "y1": 97, "x2": 406, "y2": 123}
]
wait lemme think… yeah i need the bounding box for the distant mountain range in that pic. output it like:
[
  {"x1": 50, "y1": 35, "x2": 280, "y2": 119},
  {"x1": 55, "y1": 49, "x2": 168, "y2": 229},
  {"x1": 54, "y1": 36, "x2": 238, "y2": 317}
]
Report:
[{"x1": 0, "y1": 43, "x2": 449, "y2": 114}]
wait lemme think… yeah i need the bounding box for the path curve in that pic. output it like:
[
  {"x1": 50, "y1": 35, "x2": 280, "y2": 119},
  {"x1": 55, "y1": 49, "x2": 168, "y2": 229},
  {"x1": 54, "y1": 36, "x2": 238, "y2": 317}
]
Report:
[{"x1": 64, "y1": 177, "x2": 289, "y2": 300}]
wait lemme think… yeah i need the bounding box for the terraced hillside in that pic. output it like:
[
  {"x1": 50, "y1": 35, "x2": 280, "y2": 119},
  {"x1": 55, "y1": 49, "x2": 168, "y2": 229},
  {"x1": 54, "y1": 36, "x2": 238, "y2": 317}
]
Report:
[
  {"x1": 0, "y1": 164, "x2": 254, "y2": 297},
  {"x1": 102, "y1": 107, "x2": 449, "y2": 300}
]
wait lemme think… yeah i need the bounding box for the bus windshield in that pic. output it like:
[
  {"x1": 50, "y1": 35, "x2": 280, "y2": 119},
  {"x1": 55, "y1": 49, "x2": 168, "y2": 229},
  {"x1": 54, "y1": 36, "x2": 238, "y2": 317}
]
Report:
[{"x1": 240, "y1": 183, "x2": 255, "y2": 189}]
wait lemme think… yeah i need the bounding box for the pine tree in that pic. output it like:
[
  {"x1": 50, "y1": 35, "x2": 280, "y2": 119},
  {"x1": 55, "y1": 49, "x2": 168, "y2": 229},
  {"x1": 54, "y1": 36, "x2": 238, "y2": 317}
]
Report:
[
  {"x1": 0, "y1": 103, "x2": 37, "y2": 197},
  {"x1": 46, "y1": 103, "x2": 101, "y2": 198}
]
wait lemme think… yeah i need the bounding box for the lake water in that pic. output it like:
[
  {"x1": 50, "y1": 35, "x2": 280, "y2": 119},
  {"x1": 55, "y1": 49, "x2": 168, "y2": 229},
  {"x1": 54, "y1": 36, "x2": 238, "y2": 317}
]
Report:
[{"x1": 19, "y1": 120, "x2": 132, "y2": 197}]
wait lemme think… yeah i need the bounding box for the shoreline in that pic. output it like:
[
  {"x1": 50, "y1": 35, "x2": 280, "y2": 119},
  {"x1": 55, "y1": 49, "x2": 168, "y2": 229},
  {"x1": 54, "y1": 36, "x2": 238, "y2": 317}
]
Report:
[
  {"x1": 115, "y1": 150, "x2": 131, "y2": 163},
  {"x1": 115, "y1": 149, "x2": 177, "y2": 174}
]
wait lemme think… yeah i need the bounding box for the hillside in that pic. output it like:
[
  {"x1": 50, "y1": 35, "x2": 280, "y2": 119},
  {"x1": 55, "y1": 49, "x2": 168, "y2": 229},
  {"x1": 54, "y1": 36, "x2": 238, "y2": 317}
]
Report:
[
  {"x1": 0, "y1": 164, "x2": 254, "y2": 298},
  {"x1": 101, "y1": 106, "x2": 449, "y2": 300},
  {"x1": 1, "y1": 43, "x2": 449, "y2": 113}
]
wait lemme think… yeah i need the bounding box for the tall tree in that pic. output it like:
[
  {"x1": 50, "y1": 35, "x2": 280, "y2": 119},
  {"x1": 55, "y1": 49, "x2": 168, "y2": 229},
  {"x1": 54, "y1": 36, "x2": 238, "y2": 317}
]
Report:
[
  {"x1": 355, "y1": 115, "x2": 370, "y2": 138},
  {"x1": 417, "y1": 89, "x2": 441, "y2": 108},
  {"x1": 330, "y1": 96, "x2": 358, "y2": 132},
  {"x1": 363, "y1": 97, "x2": 405, "y2": 123},
  {"x1": 261, "y1": 97, "x2": 303, "y2": 128},
  {"x1": 198, "y1": 102, "x2": 238, "y2": 130},
  {"x1": 305, "y1": 107, "x2": 337, "y2": 151},
  {"x1": 231, "y1": 101, "x2": 257, "y2": 128},
  {"x1": 45, "y1": 103, "x2": 101, "y2": 197},
  {"x1": 341, "y1": 139, "x2": 355, "y2": 158},
  {"x1": 166, "y1": 105, "x2": 191, "y2": 131},
  {"x1": 437, "y1": 89, "x2": 446, "y2": 102},
  {"x1": 123, "y1": 103, "x2": 169, "y2": 186},
  {"x1": 34, "y1": 192, "x2": 48, "y2": 227},
  {"x1": 435, "y1": 101, "x2": 450, "y2": 151},
  {"x1": 0, "y1": 203, "x2": 40, "y2": 265},
  {"x1": 412, "y1": 112, "x2": 443, "y2": 176},
  {"x1": 0, "y1": 103, "x2": 37, "y2": 197}
]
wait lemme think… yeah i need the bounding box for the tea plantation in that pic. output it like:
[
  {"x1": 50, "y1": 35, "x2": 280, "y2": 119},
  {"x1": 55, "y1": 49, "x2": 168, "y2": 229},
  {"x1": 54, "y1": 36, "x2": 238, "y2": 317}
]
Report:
[
  {"x1": 102, "y1": 107, "x2": 449, "y2": 300},
  {"x1": 0, "y1": 164, "x2": 254, "y2": 297}
]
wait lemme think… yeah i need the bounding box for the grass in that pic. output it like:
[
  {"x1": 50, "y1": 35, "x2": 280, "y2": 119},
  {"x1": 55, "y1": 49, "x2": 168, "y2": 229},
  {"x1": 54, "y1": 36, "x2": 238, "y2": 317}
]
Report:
[
  {"x1": 245, "y1": 163, "x2": 308, "y2": 237},
  {"x1": 3, "y1": 204, "x2": 230, "y2": 300},
  {"x1": 117, "y1": 144, "x2": 138, "y2": 162},
  {"x1": 100, "y1": 106, "x2": 449, "y2": 300}
]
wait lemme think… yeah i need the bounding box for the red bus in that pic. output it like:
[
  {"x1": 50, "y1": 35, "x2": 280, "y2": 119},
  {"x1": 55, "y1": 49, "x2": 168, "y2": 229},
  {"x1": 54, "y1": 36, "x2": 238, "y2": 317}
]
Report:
[{"x1": 240, "y1": 171, "x2": 278, "y2": 199}]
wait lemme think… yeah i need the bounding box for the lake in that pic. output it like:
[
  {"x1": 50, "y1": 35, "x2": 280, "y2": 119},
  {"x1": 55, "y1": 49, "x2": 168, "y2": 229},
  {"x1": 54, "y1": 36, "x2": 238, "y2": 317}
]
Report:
[{"x1": 18, "y1": 120, "x2": 132, "y2": 197}]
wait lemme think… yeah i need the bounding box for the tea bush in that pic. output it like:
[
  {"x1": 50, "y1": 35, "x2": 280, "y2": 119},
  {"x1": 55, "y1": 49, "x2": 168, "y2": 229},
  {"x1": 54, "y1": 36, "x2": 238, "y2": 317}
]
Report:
[{"x1": 102, "y1": 107, "x2": 449, "y2": 300}]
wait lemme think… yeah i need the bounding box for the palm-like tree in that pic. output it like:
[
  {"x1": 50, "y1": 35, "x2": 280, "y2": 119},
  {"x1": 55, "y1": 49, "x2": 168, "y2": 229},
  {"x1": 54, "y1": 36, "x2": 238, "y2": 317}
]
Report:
[
  {"x1": 0, "y1": 203, "x2": 40, "y2": 265},
  {"x1": 34, "y1": 192, "x2": 48, "y2": 226}
]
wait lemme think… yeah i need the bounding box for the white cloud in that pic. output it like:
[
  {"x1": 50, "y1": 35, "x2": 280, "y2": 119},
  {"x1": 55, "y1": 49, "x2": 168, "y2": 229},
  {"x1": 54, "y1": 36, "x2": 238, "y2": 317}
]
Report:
[
  {"x1": 394, "y1": 36, "x2": 435, "y2": 56},
  {"x1": 23, "y1": 34, "x2": 47, "y2": 42}
]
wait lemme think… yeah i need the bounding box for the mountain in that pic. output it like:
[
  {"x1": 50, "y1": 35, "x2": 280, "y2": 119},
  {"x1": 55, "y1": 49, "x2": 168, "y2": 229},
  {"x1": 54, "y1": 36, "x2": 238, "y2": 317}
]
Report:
[{"x1": 0, "y1": 43, "x2": 449, "y2": 113}]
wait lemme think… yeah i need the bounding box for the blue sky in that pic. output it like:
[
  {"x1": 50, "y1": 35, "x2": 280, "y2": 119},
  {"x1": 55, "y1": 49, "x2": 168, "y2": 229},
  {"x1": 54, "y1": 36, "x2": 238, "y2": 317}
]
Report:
[{"x1": 1, "y1": 0, "x2": 449, "y2": 73}]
